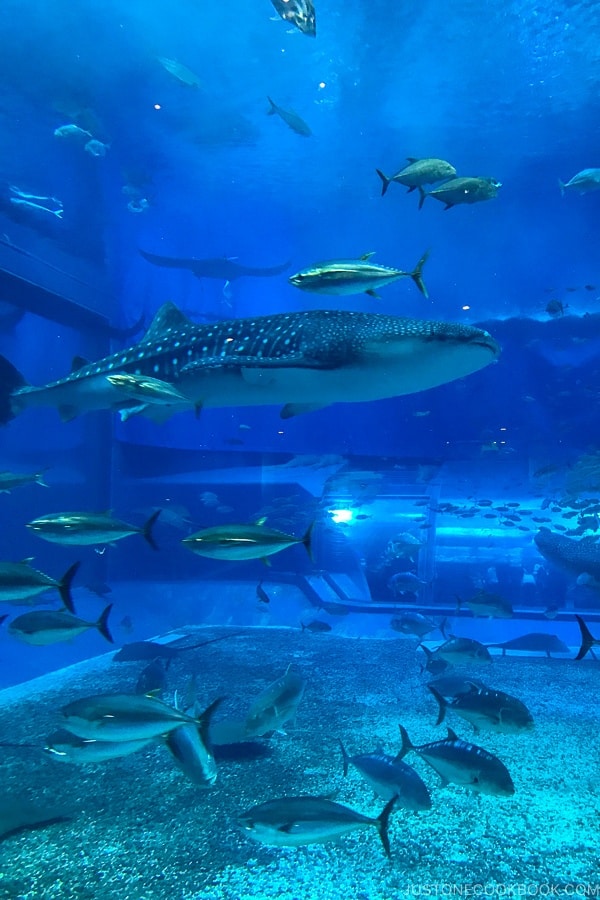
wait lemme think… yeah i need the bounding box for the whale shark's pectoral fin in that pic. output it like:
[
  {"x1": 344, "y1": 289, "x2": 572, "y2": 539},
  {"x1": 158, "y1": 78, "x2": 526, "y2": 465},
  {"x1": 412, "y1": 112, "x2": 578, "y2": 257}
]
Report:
[
  {"x1": 280, "y1": 402, "x2": 327, "y2": 418},
  {"x1": 241, "y1": 367, "x2": 278, "y2": 387},
  {"x1": 58, "y1": 404, "x2": 79, "y2": 422}
]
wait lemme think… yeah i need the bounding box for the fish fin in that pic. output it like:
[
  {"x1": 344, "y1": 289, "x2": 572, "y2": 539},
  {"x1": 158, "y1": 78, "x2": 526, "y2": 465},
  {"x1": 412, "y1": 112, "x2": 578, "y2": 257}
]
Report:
[
  {"x1": 338, "y1": 739, "x2": 350, "y2": 777},
  {"x1": 406, "y1": 157, "x2": 420, "y2": 163},
  {"x1": 58, "y1": 404, "x2": 79, "y2": 422},
  {"x1": 365, "y1": 289, "x2": 381, "y2": 299},
  {"x1": 222, "y1": 281, "x2": 233, "y2": 300},
  {"x1": 280, "y1": 402, "x2": 326, "y2": 418},
  {"x1": 438, "y1": 616, "x2": 448, "y2": 639},
  {"x1": 96, "y1": 604, "x2": 114, "y2": 643},
  {"x1": 266, "y1": 96, "x2": 277, "y2": 115},
  {"x1": 0, "y1": 355, "x2": 27, "y2": 424},
  {"x1": 19, "y1": 557, "x2": 35, "y2": 565},
  {"x1": 277, "y1": 822, "x2": 296, "y2": 834},
  {"x1": 446, "y1": 727, "x2": 459, "y2": 741},
  {"x1": 35, "y1": 471, "x2": 50, "y2": 488},
  {"x1": 58, "y1": 561, "x2": 80, "y2": 613},
  {"x1": 575, "y1": 614, "x2": 599, "y2": 660},
  {"x1": 139, "y1": 300, "x2": 192, "y2": 342},
  {"x1": 302, "y1": 520, "x2": 316, "y2": 562},
  {"x1": 427, "y1": 685, "x2": 446, "y2": 726},
  {"x1": 443, "y1": 203, "x2": 454, "y2": 210},
  {"x1": 142, "y1": 510, "x2": 161, "y2": 550},
  {"x1": 195, "y1": 696, "x2": 225, "y2": 747},
  {"x1": 0, "y1": 614, "x2": 7, "y2": 626},
  {"x1": 375, "y1": 795, "x2": 396, "y2": 858},
  {"x1": 410, "y1": 249, "x2": 430, "y2": 298},
  {"x1": 396, "y1": 724, "x2": 413, "y2": 760},
  {"x1": 417, "y1": 186, "x2": 427, "y2": 210},
  {"x1": 558, "y1": 179, "x2": 565, "y2": 197},
  {"x1": 406, "y1": 185, "x2": 416, "y2": 193},
  {"x1": 71, "y1": 355, "x2": 89, "y2": 372},
  {"x1": 375, "y1": 169, "x2": 391, "y2": 197},
  {"x1": 261, "y1": 557, "x2": 271, "y2": 567},
  {"x1": 360, "y1": 251, "x2": 376, "y2": 260}
]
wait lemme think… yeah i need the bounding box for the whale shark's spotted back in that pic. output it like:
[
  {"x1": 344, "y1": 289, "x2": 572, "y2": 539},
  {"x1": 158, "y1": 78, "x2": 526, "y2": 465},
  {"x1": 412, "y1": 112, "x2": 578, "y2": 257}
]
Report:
[
  {"x1": 0, "y1": 303, "x2": 500, "y2": 423},
  {"x1": 60, "y1": 305, "x2": 497, "y2": 385}
]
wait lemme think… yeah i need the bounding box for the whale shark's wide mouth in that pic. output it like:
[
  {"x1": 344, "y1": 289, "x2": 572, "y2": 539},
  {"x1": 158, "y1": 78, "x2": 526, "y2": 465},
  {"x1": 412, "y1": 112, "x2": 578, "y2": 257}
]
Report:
[{"x1": 424, "y1": 325, "x2": 500, "y2": 358}]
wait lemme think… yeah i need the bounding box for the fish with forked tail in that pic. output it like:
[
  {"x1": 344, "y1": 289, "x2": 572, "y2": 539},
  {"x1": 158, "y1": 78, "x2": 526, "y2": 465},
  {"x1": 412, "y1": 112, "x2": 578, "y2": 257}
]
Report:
[
  {"x1": 0, "y1": 559, "x2": 79, "y2": 612},
  {"x1": 574, "y1": 615, "x2": 600, "y2": 661},
  {"x1": 27, "y1": 510, "x2": 161, "y2": 550},
  {"x1": 427, "y1": 683, "x2": 534, "y2": 734},
  {"x1": 267, "y1": 97, "x2": 312, "y2": 136},
  {"x1": 289, "y1": 250, "x2": 429, "y2": 298},
  {"x1": 237, "y1": 795, "x2": 396, "y2": 855},
  {"x1": 8, "y1": 605, "x2": 113, "y2": 646},
  {"x1": 397, "y1": 724, "x2": 514, "y2": 795},
  {"x1": 376, "y1": 158, "x2": 456, "y2": 197},
  {"x1": 0, "y1": 303, "x2": 499, "y2": 425}
]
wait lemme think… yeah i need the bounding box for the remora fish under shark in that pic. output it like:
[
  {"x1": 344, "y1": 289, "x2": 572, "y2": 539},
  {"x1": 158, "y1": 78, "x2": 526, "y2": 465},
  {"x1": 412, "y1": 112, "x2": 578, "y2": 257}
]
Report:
[{"x1": 0, "y1": 303, "x2": 499, "y2": 424}]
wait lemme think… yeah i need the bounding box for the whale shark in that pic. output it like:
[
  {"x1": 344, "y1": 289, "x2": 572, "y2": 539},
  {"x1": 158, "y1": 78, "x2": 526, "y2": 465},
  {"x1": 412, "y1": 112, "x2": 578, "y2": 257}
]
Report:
[
  {"x1": 534, "y1": 527, "x2": 600, "y2": 579},
  {"x1": 0, "y1": 302, "x2": 499, "y2": 424}
]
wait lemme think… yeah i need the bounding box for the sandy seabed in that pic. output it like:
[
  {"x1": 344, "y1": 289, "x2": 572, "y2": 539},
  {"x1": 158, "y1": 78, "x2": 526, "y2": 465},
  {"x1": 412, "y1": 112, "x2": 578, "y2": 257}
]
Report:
[{"x1": 0, "y1": 625, "x2": 598, "y2": 900}]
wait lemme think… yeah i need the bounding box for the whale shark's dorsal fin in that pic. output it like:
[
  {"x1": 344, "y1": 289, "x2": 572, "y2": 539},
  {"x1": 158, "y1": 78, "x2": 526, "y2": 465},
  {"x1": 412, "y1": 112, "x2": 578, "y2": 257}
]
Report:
[{"x1": 141, "y1": 302, "x2": 192, "y2": 343}]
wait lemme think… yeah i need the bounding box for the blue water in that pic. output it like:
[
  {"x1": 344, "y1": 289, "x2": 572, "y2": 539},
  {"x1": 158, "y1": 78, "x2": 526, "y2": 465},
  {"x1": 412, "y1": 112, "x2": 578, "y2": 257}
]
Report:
[{"x1": 1, "y1": 0, "x2": 600, "y2": 684}]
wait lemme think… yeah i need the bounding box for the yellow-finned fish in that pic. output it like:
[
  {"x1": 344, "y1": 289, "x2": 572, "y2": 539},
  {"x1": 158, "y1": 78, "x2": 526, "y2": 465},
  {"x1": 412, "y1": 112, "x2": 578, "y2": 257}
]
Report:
[{"x1": 289, "y1": 250, "x2": 429, "y2": 299}]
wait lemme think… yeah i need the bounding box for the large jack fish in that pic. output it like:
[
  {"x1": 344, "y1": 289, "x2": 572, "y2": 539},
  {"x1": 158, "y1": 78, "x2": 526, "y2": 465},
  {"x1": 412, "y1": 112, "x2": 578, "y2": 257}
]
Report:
[{"x1": 0, "y1": 303, "x2": 499, "y2": 424}]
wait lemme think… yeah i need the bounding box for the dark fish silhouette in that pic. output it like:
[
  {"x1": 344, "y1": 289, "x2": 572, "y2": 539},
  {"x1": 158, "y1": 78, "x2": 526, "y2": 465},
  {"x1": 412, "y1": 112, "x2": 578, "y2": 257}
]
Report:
[
  {"x1": 267, "y1": 97, "x2": 312, "y2": 136},
  {"x1": 113, "y1": 631, "x2": 243, "y2": 662},
  {"x1": 487, "y1": 633, "x2": 569, "y2": 657},
  {"x1": 139, "y1": 248, "x2": 290, "y2": 283}
]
